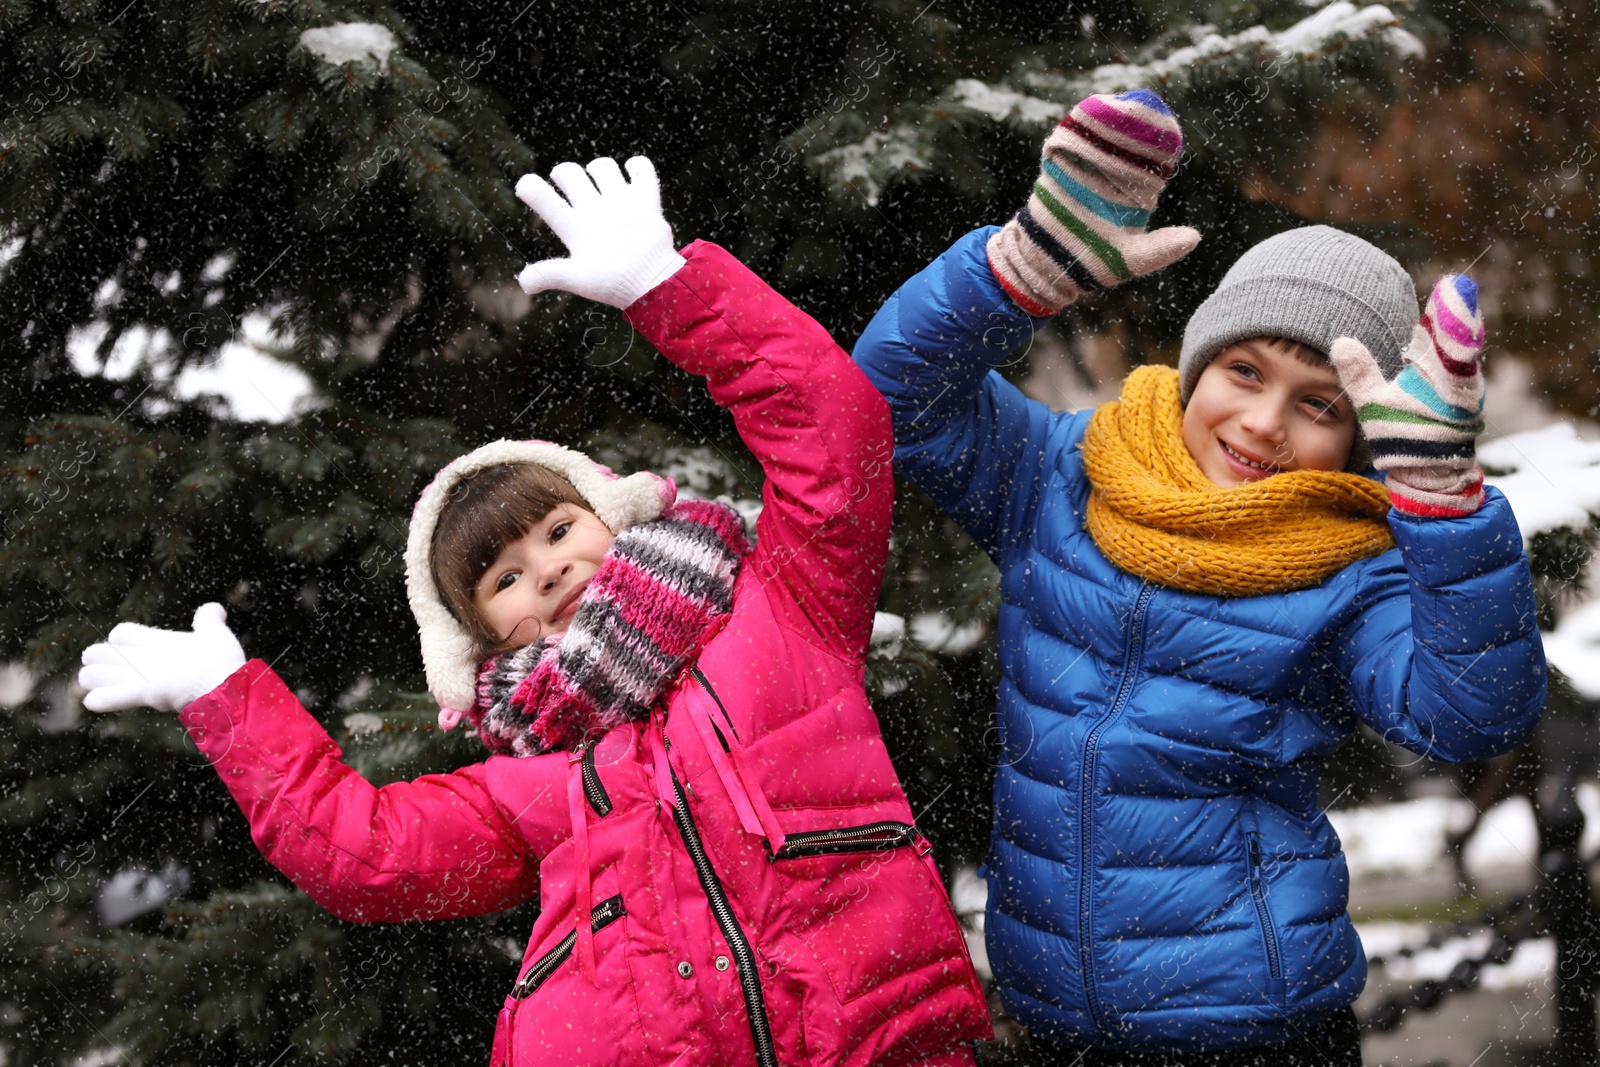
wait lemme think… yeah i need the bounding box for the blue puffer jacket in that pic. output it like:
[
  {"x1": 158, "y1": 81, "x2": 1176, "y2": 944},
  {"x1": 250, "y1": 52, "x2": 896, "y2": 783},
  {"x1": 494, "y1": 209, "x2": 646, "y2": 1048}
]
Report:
[{"x1": 852, "y1": 227, "x2": 1547, "y2": 1052}]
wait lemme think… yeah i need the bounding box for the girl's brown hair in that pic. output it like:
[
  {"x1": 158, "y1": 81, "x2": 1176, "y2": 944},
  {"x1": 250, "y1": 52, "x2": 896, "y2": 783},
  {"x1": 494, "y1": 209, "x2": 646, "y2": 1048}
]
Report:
[{"x1": 430, "y1": 463, "x2": 593, "y2": 662}]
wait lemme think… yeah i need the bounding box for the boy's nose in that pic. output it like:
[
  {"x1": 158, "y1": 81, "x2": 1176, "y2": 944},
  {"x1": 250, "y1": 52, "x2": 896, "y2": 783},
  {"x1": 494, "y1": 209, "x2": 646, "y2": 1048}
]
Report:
[{"x1": 1239, "y1": 403, "x2": 1288, "y2": 444}]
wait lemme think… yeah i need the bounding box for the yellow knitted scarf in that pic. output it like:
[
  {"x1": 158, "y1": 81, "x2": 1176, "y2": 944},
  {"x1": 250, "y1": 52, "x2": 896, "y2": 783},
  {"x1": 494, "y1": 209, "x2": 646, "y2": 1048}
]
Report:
[{"x1": 1079, "y1": 366, "x2": 1394, "y2": 597}]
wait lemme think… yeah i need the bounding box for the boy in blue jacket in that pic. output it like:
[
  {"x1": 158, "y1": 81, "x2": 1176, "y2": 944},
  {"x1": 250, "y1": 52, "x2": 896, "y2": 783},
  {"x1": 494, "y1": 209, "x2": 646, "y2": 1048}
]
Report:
[{"x1": 852, "y1": 89, "x2": 1546, "y2": 1066}]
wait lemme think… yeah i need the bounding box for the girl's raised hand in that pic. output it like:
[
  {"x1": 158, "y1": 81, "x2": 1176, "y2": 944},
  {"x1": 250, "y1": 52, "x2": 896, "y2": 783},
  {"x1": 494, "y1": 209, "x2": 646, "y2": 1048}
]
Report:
[
  {"x1": 514, "y1": 156, "x2": 685, "y2": 309},
  {"x1": 78, "y1": 602, "x2": 246, "y2": 712}
]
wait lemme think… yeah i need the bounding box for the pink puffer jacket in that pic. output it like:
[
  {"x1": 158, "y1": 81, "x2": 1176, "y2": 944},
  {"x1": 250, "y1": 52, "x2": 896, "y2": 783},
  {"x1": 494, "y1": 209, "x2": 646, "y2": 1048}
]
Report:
[{"x1": 179, "y1": 241, "x2": 990, "y2": 1067}]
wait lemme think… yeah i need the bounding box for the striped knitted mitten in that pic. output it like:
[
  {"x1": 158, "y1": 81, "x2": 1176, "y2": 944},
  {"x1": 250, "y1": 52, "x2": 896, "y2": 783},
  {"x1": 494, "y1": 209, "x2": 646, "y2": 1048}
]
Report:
[
  {"x1": 1330, "y1": 275, "x2": 1487, "y2": 518},
  {"x1": 987, "y1": 89, "x2": 1201, "y2": 316}
]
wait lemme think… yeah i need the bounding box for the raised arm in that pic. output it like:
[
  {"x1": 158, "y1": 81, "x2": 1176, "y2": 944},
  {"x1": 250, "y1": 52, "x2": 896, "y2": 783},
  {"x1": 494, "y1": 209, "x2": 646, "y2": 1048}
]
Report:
[
  {"x1": 623, "y1": 241, "x2": 890, "y2": 655},
  {"x1": 1332, "y1": 275, "x2": 1546, "y2": 759},
  {"x1": 853, "y1": 89, "x2": 1198, "y2": 558},
  {"x1": 851, "y1": 226, "x2": 1055, "y2": 559},
  {"x1": 515, "y1": 155, "x2": 889, "y2": 655}
]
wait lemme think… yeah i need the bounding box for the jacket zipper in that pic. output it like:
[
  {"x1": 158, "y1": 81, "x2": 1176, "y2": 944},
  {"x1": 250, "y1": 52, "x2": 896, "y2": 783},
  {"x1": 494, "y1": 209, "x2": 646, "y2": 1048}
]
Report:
[
  {"x1": 1247, "y1": 835, "x2": 1283, "y2": 979},
  {"x1": 580, "y1": 742, "x2": 612, "y2": 817},
  {"x1": 767, "y1": 821, "x2": 920, "y2": 860},
  {"x1": 668, "y1": 765, "x2": 777, "y2": 1067},
  {"x1": 1078, "y1": 580, "x2": 1155, "y2": 1032},
  {"x1": 511, "y1": 895, "x2": 627, "y2": 999}
]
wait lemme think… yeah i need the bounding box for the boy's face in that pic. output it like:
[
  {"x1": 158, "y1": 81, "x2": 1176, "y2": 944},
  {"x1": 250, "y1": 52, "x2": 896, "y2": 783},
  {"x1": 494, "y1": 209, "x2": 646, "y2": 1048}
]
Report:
[
  {"x1": 473, "y1": 504, "x2": 615, "y2": 646},
  {"x1": 1181, "y1": 337, "x2": 1357, "y2": 488}
]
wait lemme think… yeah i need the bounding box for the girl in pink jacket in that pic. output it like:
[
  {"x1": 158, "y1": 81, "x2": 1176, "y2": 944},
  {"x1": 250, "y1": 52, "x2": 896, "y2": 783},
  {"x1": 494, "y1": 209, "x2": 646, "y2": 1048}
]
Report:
[{"x1": 78, "y1": 156, "x2": 988, "y2": 1067}]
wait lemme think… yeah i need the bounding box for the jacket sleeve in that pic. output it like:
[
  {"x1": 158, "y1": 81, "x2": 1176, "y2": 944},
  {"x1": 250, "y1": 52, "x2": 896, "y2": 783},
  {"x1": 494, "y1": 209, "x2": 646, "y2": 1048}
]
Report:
[
  {"x1": 179, "y1": 661, "x2": 545, "y2": 922},
  {"x1": 850, "y1": 225, "x2": 1059, "y2": 561},
  {"x1": 1334, "y1": 488, "x2": 1548, "y2": 763},
  {"x1": 623, "y1": 240, "x2": 890, "y2": 657}
]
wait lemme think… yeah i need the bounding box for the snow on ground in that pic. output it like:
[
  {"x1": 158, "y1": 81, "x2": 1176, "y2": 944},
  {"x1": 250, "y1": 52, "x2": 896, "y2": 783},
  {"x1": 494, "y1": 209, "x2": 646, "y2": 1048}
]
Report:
[
  {"x1": 1355, "y1": 922, "x2": 1555, "y2": 992},
  {"x1": 1328, "y1": 794, "x2": 1550, "y2": 882},
  {"x1": 1458, "y1": 797, "x2": 1542, "y2": 876},
  {"x1": 299, "y1": 22, "x2": 399, "y2": 70},
  {"x1": 1328, "y1": 796, "x2": 1470, "y2": 878}
]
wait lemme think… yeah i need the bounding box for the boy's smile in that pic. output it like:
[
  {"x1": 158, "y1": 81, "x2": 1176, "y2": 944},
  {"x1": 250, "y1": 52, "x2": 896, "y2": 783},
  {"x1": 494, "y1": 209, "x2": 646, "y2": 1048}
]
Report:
[
  {"x1": 1181, "y1": 337, "x2": 1357, "y2": 488},
  {"x1": 473, "y1": 504, "x2": 615, "y2": 645}
]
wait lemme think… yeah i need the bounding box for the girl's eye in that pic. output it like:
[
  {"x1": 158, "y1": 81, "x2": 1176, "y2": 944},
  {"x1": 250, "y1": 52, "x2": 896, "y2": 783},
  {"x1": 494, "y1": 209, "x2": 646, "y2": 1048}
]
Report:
[
  {"x1": 495, "y1": 571, "x2": 518, "y2": 592},
  {"x1": 1305, "y1": 396, "x2": 1339, "y2": 419},
  {"x1": 550, "y1": 521, "x2": 571, "y2": 543}
]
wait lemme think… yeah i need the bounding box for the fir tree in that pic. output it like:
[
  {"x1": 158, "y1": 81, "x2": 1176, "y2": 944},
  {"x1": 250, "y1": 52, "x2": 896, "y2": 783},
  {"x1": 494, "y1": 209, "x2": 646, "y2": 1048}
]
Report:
[{"x1": 1, "y1": 2, "x2": 1586, "y2": 1064}]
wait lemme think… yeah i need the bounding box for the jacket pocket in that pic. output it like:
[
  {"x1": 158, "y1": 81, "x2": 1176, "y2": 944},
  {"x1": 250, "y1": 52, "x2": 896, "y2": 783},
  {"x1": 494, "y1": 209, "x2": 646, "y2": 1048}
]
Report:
[
  {"x1": 767, "y1": 820, "x2": 920, "y2": 860},
  {"x1": 1245, "y1": 833, "x2": 1288, "y2": 1008},
  {"x1": 769, "y1": 821, "x2": 968, "y2": 1007},
  {"x1": 510, "y1": 894, "x2": 627, "y2": 1000}
]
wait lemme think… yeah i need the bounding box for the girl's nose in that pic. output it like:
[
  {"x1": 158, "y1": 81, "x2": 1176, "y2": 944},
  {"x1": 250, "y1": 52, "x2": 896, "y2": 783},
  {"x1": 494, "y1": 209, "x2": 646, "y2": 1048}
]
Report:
[{"x1": 538, "y1": 559, "x2": 571, "y2": 594}]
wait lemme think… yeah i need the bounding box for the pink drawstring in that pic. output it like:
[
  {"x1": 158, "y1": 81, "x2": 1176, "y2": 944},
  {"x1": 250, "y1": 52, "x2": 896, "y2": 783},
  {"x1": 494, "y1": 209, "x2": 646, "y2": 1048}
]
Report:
[
  {"x1": 683, "y1": 677, "x2": 786, "y2": 856},
  {"x1": 648, "y1": 709, "x2": 678, "y2": 812},
  {"x1": 566, "y1": 751, "x2": 596, "y2": 983}
]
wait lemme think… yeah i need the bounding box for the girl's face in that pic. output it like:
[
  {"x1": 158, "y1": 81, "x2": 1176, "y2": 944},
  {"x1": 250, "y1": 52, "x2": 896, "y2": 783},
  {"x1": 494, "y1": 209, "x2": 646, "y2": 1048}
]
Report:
[
  {"x1": 472, "y1": 504, "x2": 614, "y2": 646},
  {"x1": 1181, "y1": 337, "x2": 1357, "y2": 488}
]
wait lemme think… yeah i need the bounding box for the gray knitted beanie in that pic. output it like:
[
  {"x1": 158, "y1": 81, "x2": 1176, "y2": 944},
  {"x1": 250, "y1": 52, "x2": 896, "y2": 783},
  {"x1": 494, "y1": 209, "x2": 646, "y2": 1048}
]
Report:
[{"x1": 1178, "y1": 225, "x2": 1418, "y2": 403}]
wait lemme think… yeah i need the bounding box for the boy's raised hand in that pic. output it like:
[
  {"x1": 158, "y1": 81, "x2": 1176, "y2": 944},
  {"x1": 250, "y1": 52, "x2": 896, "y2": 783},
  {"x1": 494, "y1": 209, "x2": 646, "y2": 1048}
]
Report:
[
  {"x1": 988, "y1": 88, "x2": 1201, "y2": 317},
  {"x1": 1330, "y1": 275, "x2": 1487, "y2": 518},
  {"x1": 515, "y1": 156, "x2": 686, "y2": 309},
  {"x1": 78, "y1": 602, "x2": 246, "y2": 712}
]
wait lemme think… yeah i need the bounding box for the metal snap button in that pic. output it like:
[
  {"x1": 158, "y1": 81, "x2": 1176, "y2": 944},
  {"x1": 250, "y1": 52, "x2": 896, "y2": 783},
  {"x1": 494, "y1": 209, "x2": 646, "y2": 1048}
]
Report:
[
  {"x1": 677, "y1": 961, "x2": 693, "y2": 978},
  {"x1": 714, "y1": 955, "x2": 730, "y2": 971}
]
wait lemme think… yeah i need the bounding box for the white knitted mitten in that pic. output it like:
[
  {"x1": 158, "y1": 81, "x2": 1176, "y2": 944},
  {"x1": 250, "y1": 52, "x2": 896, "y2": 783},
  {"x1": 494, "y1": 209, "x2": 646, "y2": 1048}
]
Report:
[
  {"x1": 515, "y1": 156, "x2": 685, "y2": 309},
  {"x1": 78, "y1": 602, "x2": 246, "y2": 712}
]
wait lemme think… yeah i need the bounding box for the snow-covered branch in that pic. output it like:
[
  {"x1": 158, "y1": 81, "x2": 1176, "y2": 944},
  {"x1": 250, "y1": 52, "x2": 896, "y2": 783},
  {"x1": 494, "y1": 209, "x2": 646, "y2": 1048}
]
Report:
[{"x1": 804, "y1": 3, "x2": 1424, "y2": 204}]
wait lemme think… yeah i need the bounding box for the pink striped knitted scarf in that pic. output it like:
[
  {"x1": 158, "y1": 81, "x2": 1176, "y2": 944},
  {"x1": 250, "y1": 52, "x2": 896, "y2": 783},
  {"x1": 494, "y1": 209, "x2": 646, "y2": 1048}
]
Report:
[{"x1": 469, "y1": 499, "x2": 750, "y2": 757}]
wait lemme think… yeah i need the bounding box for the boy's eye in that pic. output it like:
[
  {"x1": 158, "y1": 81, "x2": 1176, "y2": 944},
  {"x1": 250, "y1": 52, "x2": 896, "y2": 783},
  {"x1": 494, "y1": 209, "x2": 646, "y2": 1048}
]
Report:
[{"x1": 1228, "y1": 362, "x2": 1260, "y2": 381}]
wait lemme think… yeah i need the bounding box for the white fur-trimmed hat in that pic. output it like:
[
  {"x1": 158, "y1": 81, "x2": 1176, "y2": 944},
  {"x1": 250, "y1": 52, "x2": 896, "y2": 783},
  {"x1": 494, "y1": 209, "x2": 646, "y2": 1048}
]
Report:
[{"x1": 404, "y1": 439, "x2": 677, "y2": 713}]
